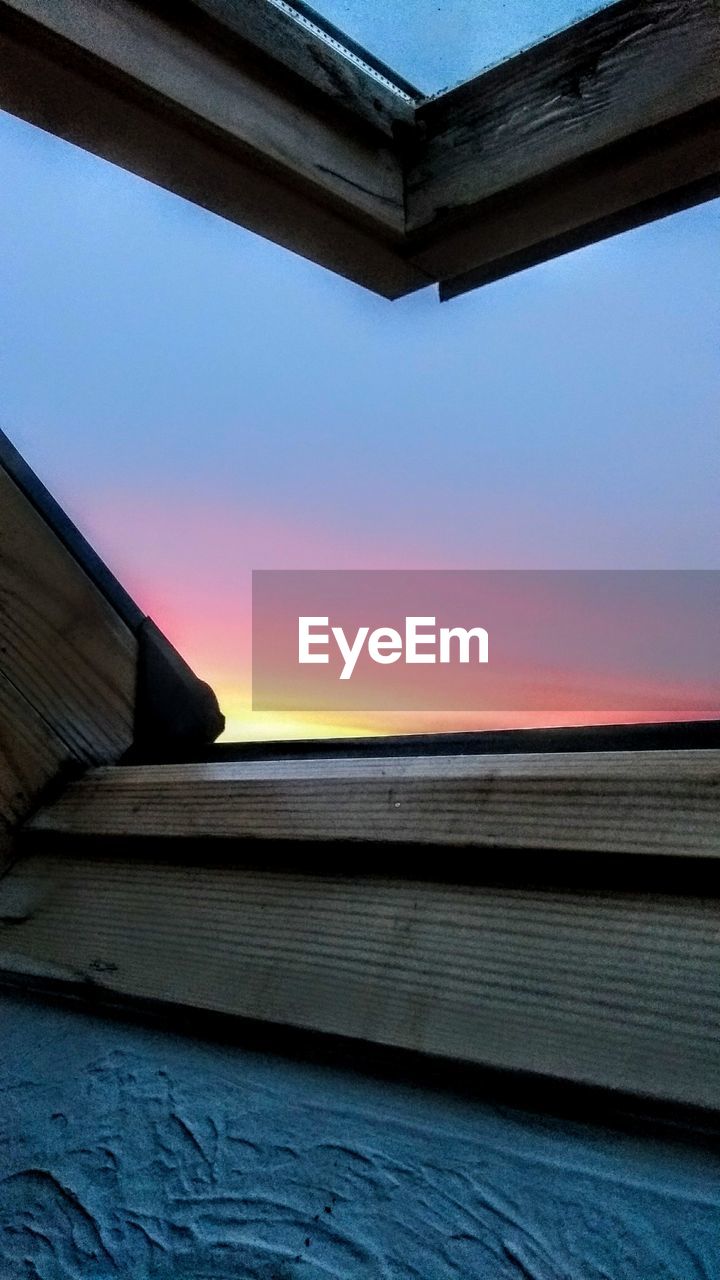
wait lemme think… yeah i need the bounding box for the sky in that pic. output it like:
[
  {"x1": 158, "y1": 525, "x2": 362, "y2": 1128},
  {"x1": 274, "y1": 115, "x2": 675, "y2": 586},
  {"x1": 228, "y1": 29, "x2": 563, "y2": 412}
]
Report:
[
  {"x1": 0, "y1": 64, "x2": 718, "y2": 740},
  {"x1": 309, "y1": 0, "x2": 618, "y2": 94}
]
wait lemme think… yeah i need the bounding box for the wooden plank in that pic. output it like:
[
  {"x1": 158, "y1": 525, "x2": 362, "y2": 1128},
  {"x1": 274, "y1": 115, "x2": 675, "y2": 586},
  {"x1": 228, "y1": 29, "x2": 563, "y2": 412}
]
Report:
[
  {"x1": 0, "y1": 0, "x2": 405, "y2": 228},
  {"x1": 195, "y1": 718, "x2": 720, "y2": 762},
  {"x1": 407, "y1": 0, "x2": 720, "y2": 230},
  {"x1": 0, "y1": 672, "x2": 77, "y2": 867},
  {"x1": 0, "y1": 430, "x2": 224, "y2": 754},
  {"x1": 0, "y1": 460, "x2": 136, "y2": 858},
  {"x1": 0, "y1": 431, "x2": 221, "y2": 854},
  {"x1": 25, "y1": 751, "x2": 720, "y2": 859},
  {"x1": 0, "y1": 428, "x2": 143, "y2": 631},
  {"x1": 404, "y1": 0, "x2": 720, "y2": 294},
  {"x1": 0, "y1": 0, "x2": 716, "y2": 298},
  {"x1": 133, "y1": 618, "x2": 226, "y2": 758},
  {"x1": 0, "y1": 6, "x2": 424, "y2": 300},
  {"x1": 0, "y1": 0, "x2": 430, "y2": 299},
  {"x1": 0, "y1": 469, "x2": 137, "y2": 764},
  {"x1": 421, "y1": 107, "x2": 720, "y2": 298},
  {"x1": 186, "y1": 0, "x2": 420, "y2": 134},
  {"x1": 0, "y1": 673, "x2": 75, "y2": 830},
  {"x1": 2, "y1": 850, "x2": 720, "y2": 1107}
]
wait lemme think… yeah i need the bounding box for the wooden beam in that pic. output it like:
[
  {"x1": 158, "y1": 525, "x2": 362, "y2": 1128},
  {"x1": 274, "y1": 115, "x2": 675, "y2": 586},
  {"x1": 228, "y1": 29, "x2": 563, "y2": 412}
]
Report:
[
  {"x1": 0, "y1": 0, "x2": 716, "y2": 298},
  {"x1": 0, "y1": 672, "x2": 79, "y2": 865},
  {"x1": 24, "y1": 752, "x2": 720, "y2": 859},
  {"x1": 436, "y1": 111, "x2": 720, "y2": 299},
  {"x1": 3, "y1": 847, "x2": 720, "y2": 1108},
  {"x1": 7, "y1": 746, "x2": 719, "y2": 1104},
  {"x1": 408, "y1": 0, "x2": 720, "y2": 229},
  {"x1": 193, "y1": 718, "x2": 720, "y2": 763},
  {"x1": 133, "y1": 619, "x2": 227, "y2": 760},
  {"x1": 0, "y1": 464, "x2": 136, "y2": 864},
  {"x1": 2, "y1": 0, "x2": 406, "y2": 228},
  {"x1": 0, "y1": 429, "x2": 224, "y2": 753},
  {"x1": 0, "y1": 432, "x2": 223, "y2": 860},
  {"x1": 404, "y1": 0, "x2": 720, "y2": 295},
  {"x1": 0, "y1": 0, "x2": 428, "y2": 299},
  {"x1": 0, "y1": 468, "x2": 137, "y2": 765},
  {"x1": 186, "y1": 0, "x2": 420, "y2": 135}
]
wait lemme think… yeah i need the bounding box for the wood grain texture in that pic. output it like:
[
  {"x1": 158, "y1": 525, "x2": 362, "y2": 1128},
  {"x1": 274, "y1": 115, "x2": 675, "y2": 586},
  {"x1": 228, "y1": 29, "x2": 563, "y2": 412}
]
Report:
[
  {"x1": 0, "y1": 0, "x2": 717, "y2": 298},
  {"x1": 0, "y1": 465, "x2": 134, "y2": 865},
  {"x1": 424, "y1": 106, "x2": 720, "y2": 295},
  {"x1": 26, "y1": 751, "x2": 720, "y2": 859},
  {"x1": 186, "y1": 0, "x2": 419, "y2": 134},
  {"x1": 0, "y1": 428, "x2": 224, "y2": 757},
  {"x1": 0, "y1": 0, "x2": 406, "y2": 230},
  {"x1": 0, "y1": 445, "x2": 225, "y2": 857},
  {"x1": 407, "y1": 0, "x2": 720, "y2": 231},
  {"x1": 0, "y1": 672, "x2": 77, "y2": 867},
  {"x1": 0, "y1": 1, "x2": 427, "y2": 299},
  {"x1": 2, "y1": 851, "x2": 720, "y2": 1107},
  {"x1": 0, "y1": 672, "x2": 75, "y2": 821},
  {"x1": 0, "y1": 469, "x2": 137, "y2": 765},
  {"x1": 0, "y1": 460, "x2": 135, "y2": 860}
]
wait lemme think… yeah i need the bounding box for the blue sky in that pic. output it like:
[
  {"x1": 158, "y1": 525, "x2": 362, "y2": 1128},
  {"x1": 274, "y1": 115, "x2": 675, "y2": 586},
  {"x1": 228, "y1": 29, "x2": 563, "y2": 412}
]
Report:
[
  {"x1": 310, "y1": 0, "x2": 622, "y2": 93},
  {"x1": 0, "y1": 94, "x2": 717, "y2": 734}
]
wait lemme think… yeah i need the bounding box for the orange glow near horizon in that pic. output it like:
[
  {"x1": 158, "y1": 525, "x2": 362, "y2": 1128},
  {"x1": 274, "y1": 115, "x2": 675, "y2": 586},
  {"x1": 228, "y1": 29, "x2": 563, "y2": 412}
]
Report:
[{"x1": 58, "y1": 478, "x2": 720, "y2": 746}]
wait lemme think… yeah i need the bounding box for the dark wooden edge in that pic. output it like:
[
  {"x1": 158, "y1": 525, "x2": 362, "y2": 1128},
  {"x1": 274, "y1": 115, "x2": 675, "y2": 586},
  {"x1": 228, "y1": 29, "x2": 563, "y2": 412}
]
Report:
[
  {"x1": 1, "y1": 980, "x2": 718, "y2": 1143},
  {"x1": 23, "y1": 830, "x2": 720, "y2": 897},
  {"x1": 181, "y1": 718, "x2": 720, "y2": 762},
  {"x1": 0, "y1": 0, "x2": 716, "y2": 299},
  {"x1": 404, "y1": 0, "x2": 720, "y2": 296},
  {"x1": 438, "y1": 113, "x2": 720, "y2": 300},
  {"x1": 184, "y1": 0, "x2": 422, "y2": 122},
  {"x1": 0, "y1": 426, "x2": 143, "y2": 631},
  {"x1": 132, "y1": 619, "x2": 225, "y2": 757},
  {"x1": 0, "y1": 427, "x2": 224, "y2": 752},
  {"x1": 0, "y1": 0, "x2": 426, "y2": 299},
  {"x1": 440, "y1": 175, "x2": 720, "y2": 300},
  {"x1": 412, "y1": 0, "x2": 718, "y2": 139},
  {"x1": 270, "y1": 0, "x2": 421, "y2": 101}
]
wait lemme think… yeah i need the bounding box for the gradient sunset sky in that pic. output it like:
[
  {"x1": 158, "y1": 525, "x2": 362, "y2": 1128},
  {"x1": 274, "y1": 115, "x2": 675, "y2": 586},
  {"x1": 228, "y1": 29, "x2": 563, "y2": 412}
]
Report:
[{"x1": 1, "y1": 2, "x2": 718, "y2": 740}]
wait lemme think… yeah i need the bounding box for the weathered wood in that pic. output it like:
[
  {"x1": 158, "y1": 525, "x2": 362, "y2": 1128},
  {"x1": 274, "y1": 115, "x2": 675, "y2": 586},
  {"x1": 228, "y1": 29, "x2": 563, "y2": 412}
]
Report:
[
  {"x1": 196, "y1": 717, "x2": 720, "y2": 762},
  {"x1": 0, "y1": 0, "x2": 428, "y2": 298},
  {"x1": 2, "y1": 850, "x2": 720, "y2": 1108},
  {"x1": 0, "y1": 672, "x2": 77, "y2": 866},
  {"x1": 25, "y1": 752, "x2": 720, "y2": 859},
  {"x1": 0, "y1": 672, "x2": 75, "y2": 825},
  {"x1": 0, "y1": 463, "x2": 135, "y2": 858},
  {"x1": 2, "y1": 0, "x2": 405, "y2": 227},
  {"x1": 421, "y1": 106, "x2": 720, "y2": 298},
  {"x1": 0, "y1": 430, "x2": 224, "y2": 755},
  {"x1": 0, "y1": 435, "x2": 223, "y2": 857},
  {"x1": 407, "y1": 0, "x2": 720, "y2": 293},
  {"x1": 0, "y1": 0, "x2": 716, "y2": 297},
  {"x1": 0, "y1": 468, "x2": 137, "y2": 764},
  {"x1": 407, "y1": 0, "x2": 720, "y2": 228},
  {"x1": 185, "y1": 0, "x2": 419, "y2": 134}
]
